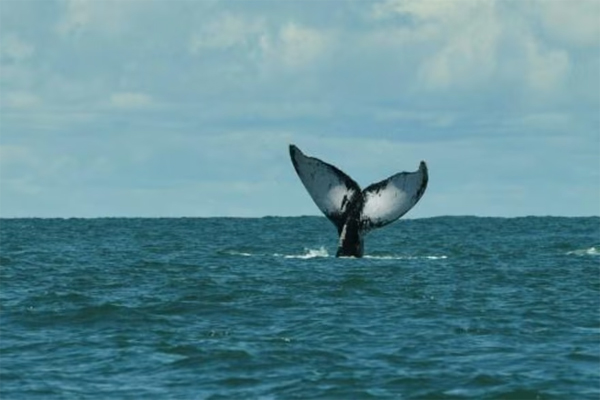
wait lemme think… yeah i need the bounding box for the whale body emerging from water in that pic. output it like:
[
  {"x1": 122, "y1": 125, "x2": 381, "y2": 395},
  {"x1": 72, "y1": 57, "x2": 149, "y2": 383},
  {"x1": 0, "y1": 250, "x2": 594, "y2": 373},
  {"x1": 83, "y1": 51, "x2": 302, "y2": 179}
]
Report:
[{"x1": 289, "y1": 144, "x2": 428, "y2": 258}]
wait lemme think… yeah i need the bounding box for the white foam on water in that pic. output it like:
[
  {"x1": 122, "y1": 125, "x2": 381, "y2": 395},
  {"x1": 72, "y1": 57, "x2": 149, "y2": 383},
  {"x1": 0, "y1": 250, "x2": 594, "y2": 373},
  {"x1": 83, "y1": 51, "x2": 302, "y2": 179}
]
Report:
[
  {"x1": 282, "y1": 246, "x2": 330, "y2": 259},
  {"x1": 226, "y1": 248, "x2": 447, "y2": 260},
  {"x1": 566, "y1": 246, "x2": 600, "y2": 256},
  {"x1": 363, "y1": 255, "x2": 448, "y2": 260},
  {"x1": 224, "y1": 250, "x2": 253, "y2": 257}
]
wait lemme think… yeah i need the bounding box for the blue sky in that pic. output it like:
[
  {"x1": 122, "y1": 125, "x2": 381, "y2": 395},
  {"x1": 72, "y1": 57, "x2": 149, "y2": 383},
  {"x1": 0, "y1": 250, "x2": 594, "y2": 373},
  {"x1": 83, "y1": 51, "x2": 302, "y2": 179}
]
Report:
[{"x1": 1, "y1": 0, "x2": 598, "y2": 218}]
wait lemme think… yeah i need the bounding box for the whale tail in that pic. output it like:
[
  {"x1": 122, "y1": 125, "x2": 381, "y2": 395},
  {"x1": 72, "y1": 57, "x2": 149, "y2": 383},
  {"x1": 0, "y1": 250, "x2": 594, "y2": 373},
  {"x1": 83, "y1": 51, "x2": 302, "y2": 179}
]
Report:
[{"x1": 289, "y1": 144, "x2": 428, "y2": 257}]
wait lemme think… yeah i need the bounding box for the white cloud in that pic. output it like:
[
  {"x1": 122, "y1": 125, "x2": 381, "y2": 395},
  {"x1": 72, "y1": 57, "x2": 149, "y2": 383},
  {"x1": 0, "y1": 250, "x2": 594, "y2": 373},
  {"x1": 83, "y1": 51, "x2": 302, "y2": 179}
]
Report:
[
  {"x1": 269, "y1": 23, "x2": 332, "y2": 70},
  {"x1": 523, "y1": 36, "x2": 570, "y2": 93},
  {"x1": 536, "y1": 0, "x2": 600, "y2": 47},
  {"x1": 55, "y1": 0, "x2": 141, "y2": 36},
  {"x1": 190, "y1": 16, "x2": 331, "y2": 72},
  {"x1": 373, "y1": 109, "x2": 457, "y2": 128},
  {"x1": 56, "y1": 0, "x2": 92, "y2": 35},
  {"x1": 0, "y1": 33, "x2": 34, "y2": 61},
  {"x1": 368, "y1": 0, "x2": 580, "y2": 97},
  {"x1": 189, "y1": 13, "x2": 265, "y2": 52},
  {"x1": 2, "y1": 91, "x2": 42, "y2": 109},
  {"x1": 0, "y1": 145, "x2": 39, "y2": 170},
  {"x1": 373, "y1": 0, "x2": 482, "y2": 23},
  {"x1": 370, "y1": 1, "x2": 502, "y2": 90},
  {"x1": 418, "y1": 9, "x2": 500, "y2": 89},
  {"x1": 109, "y1": 92, "x2": 154, "y2": 108},
  {"x1": 0, "y1": 34, "x2": 36, "y2": 93}
]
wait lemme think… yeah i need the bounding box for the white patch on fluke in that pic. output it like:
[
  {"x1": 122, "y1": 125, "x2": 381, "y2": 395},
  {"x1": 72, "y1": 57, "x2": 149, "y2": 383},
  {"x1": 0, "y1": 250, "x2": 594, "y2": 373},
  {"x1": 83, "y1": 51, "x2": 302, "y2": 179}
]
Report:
[
  {"x1": 361, "y1": 161, "x2": 429, "y2": 230},
  {"x1": 289, "y1": 145, "x2": 359, "y2": 221}
]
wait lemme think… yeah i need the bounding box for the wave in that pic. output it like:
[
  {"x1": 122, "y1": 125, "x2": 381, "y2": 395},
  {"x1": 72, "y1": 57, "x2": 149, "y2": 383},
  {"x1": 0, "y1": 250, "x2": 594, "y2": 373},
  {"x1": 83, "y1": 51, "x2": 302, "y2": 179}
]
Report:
[
  {"x1": 280, "y1": 246, "x2": 330, "y2": 259},
  {"x1": 566, "y1": 246, "x2": 600, "y2": 257},
  {"x1": 224, "y1": 250, "x2": 253, "y2": 257},
  {"x1": 364, "y1": 255, "x2": 448, "y2": 260},
  {"x1": 221, "y1": 247, "x2": 330, "y2": 259},
  {"x1": 223, "y1": 247, "x2": 447, "y2": 260}
]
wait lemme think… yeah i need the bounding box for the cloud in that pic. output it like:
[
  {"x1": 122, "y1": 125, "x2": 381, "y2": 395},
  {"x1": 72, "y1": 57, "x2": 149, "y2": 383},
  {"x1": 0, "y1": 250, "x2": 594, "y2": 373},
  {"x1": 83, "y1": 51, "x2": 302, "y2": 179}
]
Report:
[
  {"x1": 417, "y1": 5, "x2": 500, "y2": 90},
  {"x1": 372, "y1": 0, "x2": 599, "y2": 51},
  {"x1": 367, "y1": 0, "x2": 579, "y2": 98},
  {"x1": 56, "y1": 0, "x2": 92, "y2": 35},
  {"x1": 109, "y1": 92, "x2": 154, "y2": 108},
  {"x1": 2, "y1": 91, "x2": 42, "y2": 109},
  {"x1": 1, "y1": 107, "x2": 597, "y2": 217},
  {"x1": 190, "y1": 15, "x2": 332, "y2": 72},
  {"x1": 55, "y1": 0, "x2": 138, "y2": 36},
  {"x1": 367, "y1": 1, "x2": 504, "y2": 90},
  {"x1": 189, "y1": 13, "x2": 265, "y2": 52},
  {"x1": 0, "y1": 33, "x2": 34, "y2": 61},
  {"x1": 373, "y1": 0, "x2": 484, "y2": 23},
  {"x1": 0, "y1": 145, "x2": 39, "y2": 171},
  {"x1": 522, "y1": 35, "x2": 570, "y2": 93},
  {"x1": 0, "y1": 33, "x2": 36, "y2": 92},
  {"x1": 536, "y1": 0, "x2": 600, "y2": 47},
  {"x1": 263, "y1": 22, "x2": 333, "y2": 70}
]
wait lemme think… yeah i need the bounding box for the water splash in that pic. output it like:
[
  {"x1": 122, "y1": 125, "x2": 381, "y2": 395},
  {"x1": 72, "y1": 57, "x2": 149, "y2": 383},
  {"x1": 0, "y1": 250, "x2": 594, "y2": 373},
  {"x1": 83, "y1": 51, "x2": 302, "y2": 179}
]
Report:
[
  {"x1": 223, "y1": 247, "x2": 330, "y2": 258},
  {"x1": 566, "y1": 246, "x2": 600, "y2": 256},
  {"x1": 282, "y1": 247, "x2": 330, "y2": 259},
  {"x1": 223, "y1": 250, "x2": 253, "y2": 257},
  {"x1": 224, "y1": 247, "x2": 446, "y2": 260}
]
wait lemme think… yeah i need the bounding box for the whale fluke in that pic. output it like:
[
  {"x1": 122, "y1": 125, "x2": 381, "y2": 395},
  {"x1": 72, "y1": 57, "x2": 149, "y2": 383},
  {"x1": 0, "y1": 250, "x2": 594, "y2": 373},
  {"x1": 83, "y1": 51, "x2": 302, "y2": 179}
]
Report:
[{"x1": 289, "y1": 144, "x2": 428, "y2": 257}]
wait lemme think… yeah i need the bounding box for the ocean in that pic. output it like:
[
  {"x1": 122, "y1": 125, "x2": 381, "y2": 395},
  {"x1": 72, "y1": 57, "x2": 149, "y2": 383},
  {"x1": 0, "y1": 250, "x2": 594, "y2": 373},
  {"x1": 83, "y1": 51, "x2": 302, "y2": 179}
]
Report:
[{"x1": 1, "y1": 216, "x2": 598, "y2": 399}]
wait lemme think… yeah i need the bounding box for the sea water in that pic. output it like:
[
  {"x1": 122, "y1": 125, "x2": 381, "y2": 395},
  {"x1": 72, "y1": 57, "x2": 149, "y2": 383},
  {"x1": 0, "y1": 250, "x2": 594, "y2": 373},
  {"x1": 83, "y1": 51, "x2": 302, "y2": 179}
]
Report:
[{"x1": 1, "y1": 216, "x2": 598, "y2": 399}]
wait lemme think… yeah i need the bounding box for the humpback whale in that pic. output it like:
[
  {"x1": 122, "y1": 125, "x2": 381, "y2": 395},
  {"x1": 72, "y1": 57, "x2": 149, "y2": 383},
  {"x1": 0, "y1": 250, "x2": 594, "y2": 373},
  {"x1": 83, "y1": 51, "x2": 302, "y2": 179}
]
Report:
[{"x1": 289, "y1": 144, "x2": 428, "y2": 258}]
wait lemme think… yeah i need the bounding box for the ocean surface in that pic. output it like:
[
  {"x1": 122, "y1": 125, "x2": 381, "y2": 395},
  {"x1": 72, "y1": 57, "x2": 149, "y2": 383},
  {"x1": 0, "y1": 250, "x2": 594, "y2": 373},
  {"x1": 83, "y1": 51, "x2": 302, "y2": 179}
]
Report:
[{"x1": 1, "y1": 216, "x2": 599, "y2": 399}]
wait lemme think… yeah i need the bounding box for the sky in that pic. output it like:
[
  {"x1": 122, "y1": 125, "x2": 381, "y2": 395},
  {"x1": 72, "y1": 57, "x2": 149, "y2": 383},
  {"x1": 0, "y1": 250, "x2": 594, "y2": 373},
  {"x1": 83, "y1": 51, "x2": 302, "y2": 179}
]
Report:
[{"x1": 0, "y1": 0, "x2": 599, "y2": 218}]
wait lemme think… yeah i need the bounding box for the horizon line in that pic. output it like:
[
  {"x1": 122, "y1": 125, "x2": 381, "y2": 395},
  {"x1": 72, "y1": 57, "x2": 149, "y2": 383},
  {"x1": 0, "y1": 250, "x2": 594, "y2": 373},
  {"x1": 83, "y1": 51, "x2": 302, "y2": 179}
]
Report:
[{"x1": 1, "y1": 214, "x2": 598, "y2": 220}]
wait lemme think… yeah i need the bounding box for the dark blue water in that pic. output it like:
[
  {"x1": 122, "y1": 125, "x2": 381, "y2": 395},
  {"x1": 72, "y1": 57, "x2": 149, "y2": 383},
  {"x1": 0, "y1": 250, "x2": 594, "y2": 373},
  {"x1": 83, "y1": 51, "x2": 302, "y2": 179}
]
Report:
[{"x1": 1, "y1": 216, "x2": 599, "y2": 399}]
